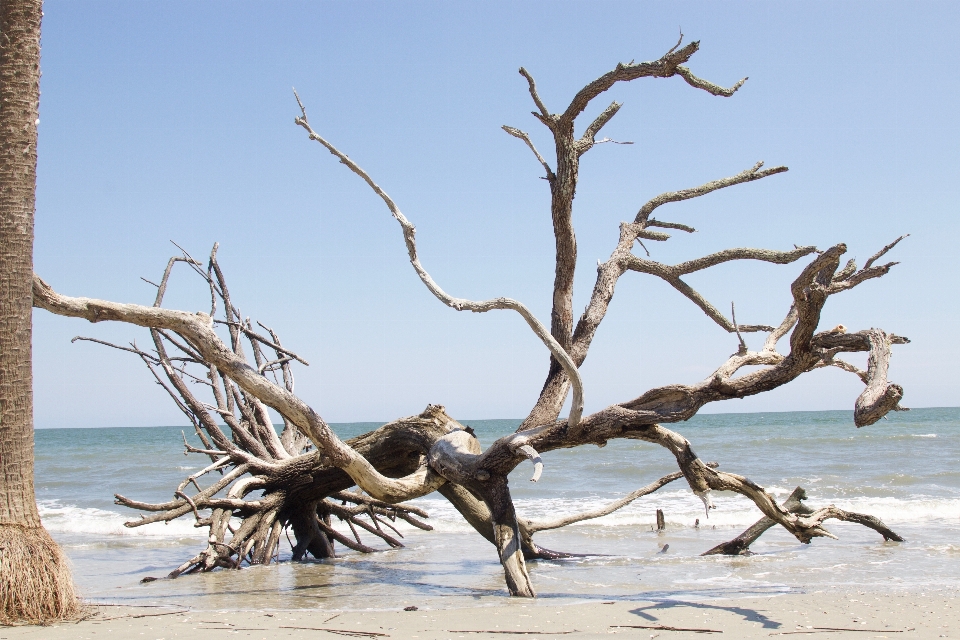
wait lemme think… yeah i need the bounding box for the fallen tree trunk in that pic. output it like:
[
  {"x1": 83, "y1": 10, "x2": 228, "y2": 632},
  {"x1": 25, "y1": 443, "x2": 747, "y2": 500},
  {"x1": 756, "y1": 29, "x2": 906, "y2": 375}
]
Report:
[{"x1": 34, "y1": 37, "x2": 911, "y2": 597}]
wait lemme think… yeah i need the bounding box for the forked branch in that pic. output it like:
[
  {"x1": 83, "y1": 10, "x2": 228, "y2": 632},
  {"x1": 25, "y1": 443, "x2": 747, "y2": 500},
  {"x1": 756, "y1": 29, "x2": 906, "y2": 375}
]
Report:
[
  {"x1": 31, "y1": 41, "x2": 912, "y2": 599},
  {"x1": 294, "y1": 91, "x2": 584, "y2": 429},
  {"x1": 703, "y1": 486, "x2": 903, "y2": 556}
]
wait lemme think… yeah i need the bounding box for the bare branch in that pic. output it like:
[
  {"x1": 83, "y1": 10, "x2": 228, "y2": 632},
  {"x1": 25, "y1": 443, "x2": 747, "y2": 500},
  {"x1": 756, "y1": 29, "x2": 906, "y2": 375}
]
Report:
[
  {"x1": 624, "y1": 246, "x2": 817, "y2": 334},
  {"x1": 316, "y1": 519, "x2": 378, "y2": 554},
  {"x1": 828, "y1": 262, "x2": 899, "y2": 293},
  {"x1": 636, "y1": 162, "x2": 788, "y2": 224},
  {"x1": 576, "y1": 101, "x2": 622, "y2": 153},
  {"x1": 562, "y1": 41, "x2": 701, "y2": 124},
  {"x1": 762, "y1": 305, "x2": 797, "y2": 352},
  {"x1": 295, "y1": 104, "x2": 584, "y2": 429},
  {"x1": 565, "y1": 165, "x2": 797, "y2": 369},
  {"x1": 169, "y1": 241, "x2": 207, "y2": 278},
  {"x1": 330, "y1": 491, "x2": 431, "y2": 519},
  {"x1": 731, "y1": 301, "x2": 747, "y2": 354},
  {"x1": 175, "y1": 490, "x2": 202, "y2": 524},
  {"x1": 555, "y1": 165, "x2": 795, "y2": 378},
  {"x1": 36, "y1": 275, "x2": 454, "y2": 503},
  {"x1": 156, "y1": 328, "x2": 204, "y2": 363},
  {"x1": 823, "y1": 356, "x2": 868, "y2": 383},
  {"x1": 258, "y1": 355, "x2": 294, "y2": 374},
  {"x1": 116, "y1": 464, "x2": 250, "y2": 525},
  {"x1": 206, "y1": 245, "x2": 220, "y2": 317},
  {"x1": 152, "y1": 332, "x2": 232, "y2": 452},
  {"x1": 635, "y1": 229, "x2": 671, "y2": 242},
  {"x1": 227, "y1": 323, "x2": 310, "y2": 366},
  {"x1": 143, "y1": 357, "x2": 210, "y2": 445},
  {"x1": 703, "y1": 486, "x2": 814, "y2": 555},
  {"x1": 647, "y1": 219, "x2": 696, "y2": 233},
  {"x1": 675, "y1": 65, "x2": 747, "y2": 97},
  {"x1": 627, "y1": 425, "x2": 838, "y2": 542},
  {"x1": 520, "y1": 163, "x2": 796, "y2": 432},
  {"x1": 675, "y1": 245, "x2": 816, "y2": 275},
  {"x1": 70, "y1": 329, "x2": 219, "y2": 457},
  {"x1": 179, "y1": 429, "x2": 226, "y2": 456},
  {"x1": 592, "y1": 138, "x2": 633, "y2": 146},
  {"x1": 834, "y1": 258, "x2": 858, "y2": 282},
  {"x1": 501, "y1": 125, "x2": 554, "y2": 179},
  {"x1": 821, "y1": 237, "x2": 906, "y2": 297},
  {"x1": 526, "y1": 463, "x2": 718, "y2": 533},
  {"x1": 71, "y1": 336, "x2": 159, "y2": 362},
  {"x1": 153, "y1": 256, "x2": 198, "y2": 307},
  {"x1": 665, "y1": 29, "x2": 685, "y2": 56},
  {"x1": 864, "y1": 234, "x2": 908, "y2": 270},
  {"x1": 517, "y1": 67, "x2": 552, "y2": 125},
  {"x1": 519, "y1": 46, "x2": 766, "y2": 434}
]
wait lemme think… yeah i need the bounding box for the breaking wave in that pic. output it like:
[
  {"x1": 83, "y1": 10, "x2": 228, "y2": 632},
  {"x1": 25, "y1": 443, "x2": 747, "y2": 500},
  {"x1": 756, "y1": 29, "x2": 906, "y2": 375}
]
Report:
[{"x1": 38, "y1": 500, "x2": 207, "y2": 539}]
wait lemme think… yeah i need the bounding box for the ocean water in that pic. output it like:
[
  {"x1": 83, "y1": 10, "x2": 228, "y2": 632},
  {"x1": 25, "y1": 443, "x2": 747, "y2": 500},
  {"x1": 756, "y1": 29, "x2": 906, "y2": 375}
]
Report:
[{"x1": 35, "y1": 408, "x2": 960, "y2": 610}]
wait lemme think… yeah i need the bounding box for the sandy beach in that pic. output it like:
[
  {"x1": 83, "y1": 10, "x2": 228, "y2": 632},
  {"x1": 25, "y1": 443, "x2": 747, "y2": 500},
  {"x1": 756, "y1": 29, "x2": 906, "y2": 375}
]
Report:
[
  {"x1": 22, "y1": 411, "x2": 960, "y2": 638},
  {"x1": 2, "y1": 590, "x2": 955, "y2": 639}
]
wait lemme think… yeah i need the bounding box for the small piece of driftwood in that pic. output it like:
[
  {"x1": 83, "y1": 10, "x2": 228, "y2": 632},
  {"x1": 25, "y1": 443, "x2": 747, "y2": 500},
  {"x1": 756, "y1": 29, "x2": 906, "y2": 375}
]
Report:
[{"x1": 611, "y1": 623, "x2": 722, "y2": 633}]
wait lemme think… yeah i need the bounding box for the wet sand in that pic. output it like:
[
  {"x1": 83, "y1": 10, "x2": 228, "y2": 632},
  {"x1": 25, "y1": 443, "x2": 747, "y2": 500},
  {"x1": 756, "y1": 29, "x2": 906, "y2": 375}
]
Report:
[{"x1": 2, "y1": 590, "x2": 955, "y2": 639}]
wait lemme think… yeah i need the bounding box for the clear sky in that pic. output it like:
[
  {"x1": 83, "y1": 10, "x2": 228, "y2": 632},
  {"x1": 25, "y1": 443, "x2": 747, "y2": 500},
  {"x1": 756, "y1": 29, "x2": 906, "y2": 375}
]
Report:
[{"x1": 32, "y1": 1, "x2": 959, "y2": 428}]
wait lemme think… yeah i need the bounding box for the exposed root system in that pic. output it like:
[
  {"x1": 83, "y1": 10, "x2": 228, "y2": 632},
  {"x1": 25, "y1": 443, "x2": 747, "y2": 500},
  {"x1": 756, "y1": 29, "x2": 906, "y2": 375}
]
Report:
[
  {"x1": 0, "y1": 524, "x2": 83, "y2": 624},
  {"x1": 32, "y1": 37, "x2": 908, "y2": 597}
]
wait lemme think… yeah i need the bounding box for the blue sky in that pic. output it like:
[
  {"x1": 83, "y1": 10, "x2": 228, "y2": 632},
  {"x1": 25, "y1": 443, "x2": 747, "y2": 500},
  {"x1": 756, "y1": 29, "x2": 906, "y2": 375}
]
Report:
[{"x1": 33, "y1": 1, "x2": 959, "y2": 428}]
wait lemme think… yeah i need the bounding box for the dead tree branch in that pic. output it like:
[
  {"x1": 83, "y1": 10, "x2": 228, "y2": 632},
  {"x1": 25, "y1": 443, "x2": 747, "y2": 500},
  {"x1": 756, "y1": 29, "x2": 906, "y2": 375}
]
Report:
[
  {"x1": 524, "y1": 463, "x2": 719, "y2": 534},
  {"x1": 293, "y1": 90, "x2": 584, "y2": 432},
  {"x1": 33, "y1": 39, "x2": 910, "y2": 598},
  {"x1": 703, "y1": 486, "x2": 903, "y2": 556}
]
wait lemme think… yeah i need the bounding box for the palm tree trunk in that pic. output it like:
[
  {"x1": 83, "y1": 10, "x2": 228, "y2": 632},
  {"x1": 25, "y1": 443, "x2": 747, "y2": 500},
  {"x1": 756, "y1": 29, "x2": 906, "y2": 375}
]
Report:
[{"x1": 0, "y1": 0, "x2": 80, "y2": 623}]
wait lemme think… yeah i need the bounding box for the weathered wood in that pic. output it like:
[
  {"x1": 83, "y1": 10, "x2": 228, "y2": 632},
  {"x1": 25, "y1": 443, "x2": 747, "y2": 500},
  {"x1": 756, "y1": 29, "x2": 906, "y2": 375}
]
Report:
[
  {"x1": 702, "y1": 487, "x2": 814, "y2": 555},
  {"x1": 703, "y1": 487, "x2": 903, "y2": 556},
  {"x1": 31, "y1": 37, "x2": 911, "y2": 598},
  {"x1": 523, "y1": 464, "x2": 718, "y2": 535},
  {"x1": 854, "y1": 329, "x2": 905, "y2": 427}
]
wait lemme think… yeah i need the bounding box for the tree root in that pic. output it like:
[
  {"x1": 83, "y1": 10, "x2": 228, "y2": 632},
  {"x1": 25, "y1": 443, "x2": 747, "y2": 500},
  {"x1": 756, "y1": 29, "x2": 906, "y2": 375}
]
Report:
[
  {"x1": 0, "y1": 524, "x2": 84, "y2": 624},
  {"x1": 33, "y1": 94, "x2": 911, "y2": 596},
  {"x1": 158, "y1": 479, "x2": 437, "y2": 577}
]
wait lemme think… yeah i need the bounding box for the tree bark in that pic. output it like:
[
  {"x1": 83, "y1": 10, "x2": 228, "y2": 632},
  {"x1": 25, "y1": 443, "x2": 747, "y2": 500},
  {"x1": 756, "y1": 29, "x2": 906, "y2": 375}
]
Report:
[
  {"x1": 703, "y1": 487, "x2": 902, "y2": 556},
  {"x1": 0, "y1": 0, "x2": 81, "y2": 623},
  {"x1": 27, "y1": 38, "x2": 911, "y2": 601}
]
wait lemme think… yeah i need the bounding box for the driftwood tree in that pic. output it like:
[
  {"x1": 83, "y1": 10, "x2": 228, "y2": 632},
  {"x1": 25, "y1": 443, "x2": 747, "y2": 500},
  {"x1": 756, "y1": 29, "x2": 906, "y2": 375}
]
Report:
[{"x1": 33, "y1": 37, "x2": 908, "y2": 597}]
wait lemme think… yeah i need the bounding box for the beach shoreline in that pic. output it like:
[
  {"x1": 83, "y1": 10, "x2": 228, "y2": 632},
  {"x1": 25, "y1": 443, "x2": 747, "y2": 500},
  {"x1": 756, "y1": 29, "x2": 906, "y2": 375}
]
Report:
[
  {"x1": 22, "y1": 409, "x2": 959, "y2": 636},
  {"x1": 2, "y1": 588, "x2": 955, "y2": 639}
]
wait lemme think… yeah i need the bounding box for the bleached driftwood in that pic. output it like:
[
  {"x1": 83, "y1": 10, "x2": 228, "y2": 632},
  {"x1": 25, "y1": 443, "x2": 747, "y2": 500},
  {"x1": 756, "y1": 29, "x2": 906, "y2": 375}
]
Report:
[
  {"x1": 703, "y1": 487, "x2": 903, "y2": 556},
  {"x1": 34, "y1": 34, "x2": 906, "y2": 597}
]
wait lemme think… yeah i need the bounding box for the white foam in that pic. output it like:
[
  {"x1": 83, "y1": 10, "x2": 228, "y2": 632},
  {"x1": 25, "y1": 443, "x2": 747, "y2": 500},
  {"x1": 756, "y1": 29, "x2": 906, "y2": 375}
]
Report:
[
  {"x1": 413, "y1": 489, "x2": 960, "y2": 532},
  {"x1": 38, "y1": 489, "x2": 960, "y2": 541},
  {"x1": 38, "y1": 500, "x2": 207, "y2": 539},
  {"x1": 825, "y1": 495, "x2": 960, "y2": 523}
]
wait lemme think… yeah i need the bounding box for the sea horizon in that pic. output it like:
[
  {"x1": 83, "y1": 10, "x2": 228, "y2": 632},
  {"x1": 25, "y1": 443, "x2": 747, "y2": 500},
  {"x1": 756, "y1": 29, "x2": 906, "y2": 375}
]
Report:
[
  {"x1": 34, "y1": 406, "x2": 960, "y2": 610},
  {"x1": 32, "y1": 404, "x2": 960, "y2": 430}
]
